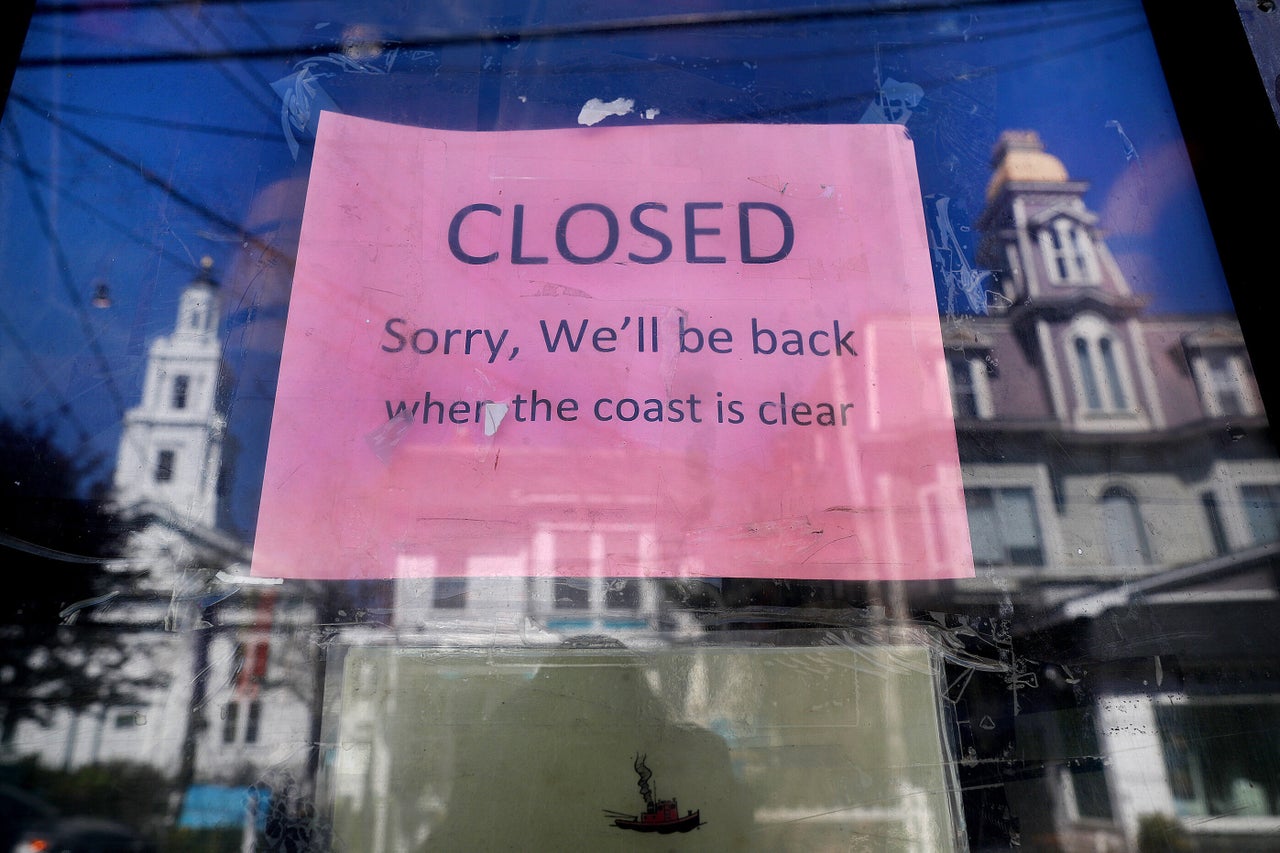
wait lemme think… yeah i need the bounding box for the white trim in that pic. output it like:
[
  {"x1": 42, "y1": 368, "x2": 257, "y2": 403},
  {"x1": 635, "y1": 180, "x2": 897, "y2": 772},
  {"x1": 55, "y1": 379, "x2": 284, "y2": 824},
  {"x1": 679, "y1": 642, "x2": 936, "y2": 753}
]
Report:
[
  {"x1": 1037, "y1": 320, "x2": 1068, "y2": 420},
  {"x1": 1127, "y1": 318, "x2": 1165, "y2": 428},
  {"x1": 1013, "y1": 197, "x2": 1043, "y2": 299}
]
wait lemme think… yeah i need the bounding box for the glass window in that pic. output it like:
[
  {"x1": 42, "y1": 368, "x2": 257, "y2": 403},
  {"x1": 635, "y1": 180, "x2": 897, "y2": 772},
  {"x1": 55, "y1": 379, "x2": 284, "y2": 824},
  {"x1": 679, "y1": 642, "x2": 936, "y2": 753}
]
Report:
[
  {"x1": 1040, "y1": 220, "x2": 1099, "y2": 285},
  {"x1": 1101, "y1": 488, "x2": 1150, "y2": 565},
  {"x1": 553, "y1": 579, "x2": 589, "y2": 610},
  {"x1": 153, "y1": 449, "x2": 175, "y2": 483},
  {"x1": 171, "y1": 375, "x2": 189, "y2": 410},
  {"x1": 221, "y1": 702, "x2": 239, "y2": 745},
  {"x1": 245, "y1": 701, "x2": 261, "y2": 745},
  {"x1": 1099, "y1": 339, "x2": 1126, "y2": 410},
  {"x1": 1198, "y1": 349, "x2": 1253, "y2": 417},
  {"x1": 1076, "y1": 337, "x2": 1103, "y2": 411},
  {"x1": 1242, "y1": 484, "x2": 1280, "y2": 545},
  {"x1": 432, "y1": 578, "x2": 468, "y2": 609},
  {"x1": 1071, "y1": 322, "x2": 1135, "y2": 417},
  {"x1": 947, "y1": 352, "x2": 990, "y2": 419},
  {"x1": 1059, "y1": 709, "x2": 1114, "y2": 820},
  {"x1": 3, "y1": 2, "x2": 1279, "y2": 851},
  {"x1": 965, "y1": 487, "x2": 1044, "y2": 567},
  {"x1": 1157, "y1": 702, "x2": 1280, "y2": 819},
  {"x1": 604, "y1": 579, "x2": 639, "y2": 609}
]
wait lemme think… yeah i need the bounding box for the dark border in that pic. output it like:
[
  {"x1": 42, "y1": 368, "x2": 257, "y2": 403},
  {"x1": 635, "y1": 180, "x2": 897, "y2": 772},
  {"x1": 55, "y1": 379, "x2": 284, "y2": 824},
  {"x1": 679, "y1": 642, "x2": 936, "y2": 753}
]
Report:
[
  {"x1": 0, "y1": 1, "x2": 34, "y2": 107},
  {"x1": 1144, "y1": 1, "x2": 1280, "y2": 426}
]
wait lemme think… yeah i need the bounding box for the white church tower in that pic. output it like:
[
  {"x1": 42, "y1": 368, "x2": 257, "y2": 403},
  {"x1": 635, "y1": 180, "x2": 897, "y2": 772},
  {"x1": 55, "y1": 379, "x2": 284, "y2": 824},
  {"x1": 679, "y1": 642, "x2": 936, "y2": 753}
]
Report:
[{"x1": 113, "y1": 256, "x2": 225, "y2": 526}]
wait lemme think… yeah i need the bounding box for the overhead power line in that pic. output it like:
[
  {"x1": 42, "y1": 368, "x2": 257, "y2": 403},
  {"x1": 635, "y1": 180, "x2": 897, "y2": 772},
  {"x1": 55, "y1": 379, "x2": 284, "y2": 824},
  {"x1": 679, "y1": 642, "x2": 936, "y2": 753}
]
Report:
[
  {"x1": 5, "y1": 120, "x2": 128, "y2": 420},
  {"x1": 20, "y1": 0, "x2": 1130, "y2": 67},
  {"x1": 9, "y1": 93, "x2": 288, "y2": 265}
]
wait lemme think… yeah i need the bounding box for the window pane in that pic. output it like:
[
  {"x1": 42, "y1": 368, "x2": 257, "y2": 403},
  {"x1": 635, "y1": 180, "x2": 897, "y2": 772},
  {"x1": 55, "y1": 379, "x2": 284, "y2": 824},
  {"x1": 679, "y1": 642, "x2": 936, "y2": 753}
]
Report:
[
  {"x1": 433, "y1": 578, "x2": 468, "y2": 609},
  {"x1": 172, "y1": 375, "x2": 189, "y2": 410},
  {"x1": 1101, "y1": 491, "x2": 1149, "y2": 564},
  {"x1": 1099, "y1": 338, "x2": 1126, "y2": 409},
  {"x1": 965, "y1": 488, "x2": 1043, "y2": 567},
  {"x1": 1206, "y1": 351, "x2": 1246, "y2": 416},
  {"x1": 1157, "y1": 703, "x2": 1280, "y2": 818},
  {"x1": 1076, "y1": 338, "x2": 1102, "y2": 410},
  {"x1": 1242, "y1": 485, "x2": 1280, "y2": 544},
  {"x1": 154, "y1": 450, "x2": 175, "y2": 482}
]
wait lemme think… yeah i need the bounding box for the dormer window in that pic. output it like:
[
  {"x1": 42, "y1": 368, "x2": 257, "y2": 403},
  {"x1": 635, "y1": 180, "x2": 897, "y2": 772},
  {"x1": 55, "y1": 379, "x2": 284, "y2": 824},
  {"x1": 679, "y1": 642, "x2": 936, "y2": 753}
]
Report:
[
  {"x1": 1039, "y1": 218, "x2": 1099, "y2": 285},
  {"x1": 1191, "y1": 346, "x2": 1258, "y2": 418},
  {"x1": 947, "y1": 351, "x2": 994, "y2": 419},
  {"x1": 1075, "y1": 336, "x2": 1127, "y2": 411},
  {"x1": 1067, "y1": 315, "x2": 1139, "y2": 420}
]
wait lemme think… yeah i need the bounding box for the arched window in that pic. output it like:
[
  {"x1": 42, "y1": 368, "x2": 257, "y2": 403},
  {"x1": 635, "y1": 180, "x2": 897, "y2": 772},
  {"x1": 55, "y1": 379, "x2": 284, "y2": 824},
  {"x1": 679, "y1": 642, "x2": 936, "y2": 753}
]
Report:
[
  {"x1": 1075, "y1": 337, "x2": 1101, "y2": 410},
  {"x1": 1098, "y1": 338, "x2": 1127, "y2": 409},
  {"x1": 1067, "y1": 315, "x2": 1137, "y2": 417},
  {"x1": 1101, "y1": 488, "x2": 1151, "y2": 565}
]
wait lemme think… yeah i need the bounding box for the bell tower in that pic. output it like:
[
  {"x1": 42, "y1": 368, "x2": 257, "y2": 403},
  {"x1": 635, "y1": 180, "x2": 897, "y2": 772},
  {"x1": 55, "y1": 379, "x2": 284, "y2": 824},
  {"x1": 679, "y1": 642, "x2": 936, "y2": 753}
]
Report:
[
  {"x1": 976, "y1": 131, "x2": 1152, "y2": 428},
  {"x1": 113, "y1": 257, "x2": 225, "y2": 526}
]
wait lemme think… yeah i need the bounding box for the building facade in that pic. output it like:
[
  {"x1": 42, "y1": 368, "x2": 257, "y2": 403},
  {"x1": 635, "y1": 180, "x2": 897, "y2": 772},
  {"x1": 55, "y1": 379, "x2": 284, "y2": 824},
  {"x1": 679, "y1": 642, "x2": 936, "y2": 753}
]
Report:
[{"x1": 948, "y1": 131, "x2": 1280, "y2": 852}]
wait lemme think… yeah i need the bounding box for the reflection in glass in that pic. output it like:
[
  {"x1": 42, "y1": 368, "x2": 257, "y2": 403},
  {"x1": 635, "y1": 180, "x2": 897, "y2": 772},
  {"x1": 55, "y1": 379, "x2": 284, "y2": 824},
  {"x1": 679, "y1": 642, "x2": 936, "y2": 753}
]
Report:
[
  {"x1": 965, "y1": 487, "x2": 1044, "y2": 567},
  {"x1": 1242, "y1": 484, "x2": 1280, "y2": 545},
  {"x1": 1, "y1": 2, "x2": 1277, "y2": 851},
  {"x1": 1101, "y1": 488, "x2": 1150, "y2": 565},
  {"x1": 1158, "y1": 703, "x2": 1280, "y2": 818},
  {"x1": 1076, "y1": 337, "x2": 1103, "y2": 411}
]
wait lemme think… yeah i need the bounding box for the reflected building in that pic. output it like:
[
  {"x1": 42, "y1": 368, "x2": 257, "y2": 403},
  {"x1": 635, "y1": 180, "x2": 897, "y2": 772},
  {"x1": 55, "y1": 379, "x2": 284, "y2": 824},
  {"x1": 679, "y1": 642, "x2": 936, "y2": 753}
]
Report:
[
  {"x1": 957, "y1": 130, "x2": 1274, "y2": 585},
  {"x1": 9, "y1": 128, "x2": 1280, "y2": 853},
  {"x1": 944, "y1": 130, "x2": 1280, "y2": 852},
  {"x1": 10, "y1": 261, "x2": 319, "y2": 803}
]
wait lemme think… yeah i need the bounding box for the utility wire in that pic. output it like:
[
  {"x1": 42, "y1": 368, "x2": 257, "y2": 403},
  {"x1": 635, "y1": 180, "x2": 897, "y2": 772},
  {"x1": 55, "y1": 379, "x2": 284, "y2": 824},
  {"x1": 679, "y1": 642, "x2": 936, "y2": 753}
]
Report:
[
  {"x1": 9, "y1": 93, "x2": 289, "y2": 265},
  {"x1": 5, "y1": 120, "x2": 127, "y2": 420},
  {"x1": 159, "y1": 6, "x2": 280, "y2": 126},
  {"x1": 0, "y1": 148, "x2": 223, "y2": 271},
  {"x1": 17, "y1": 95, "x2": 277, "y2": 141},
  {"x1": 36, "y1": 0, "x2": 307, "y2": 12},
  {"x1": 20, "y1": 0, "x2": 1130, "y2": 67}
]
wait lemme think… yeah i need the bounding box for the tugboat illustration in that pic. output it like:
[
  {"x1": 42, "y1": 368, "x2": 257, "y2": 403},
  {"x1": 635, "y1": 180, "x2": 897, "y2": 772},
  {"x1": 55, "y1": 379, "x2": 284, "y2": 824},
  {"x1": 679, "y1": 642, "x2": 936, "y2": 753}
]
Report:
[{"x1": 604, "y1": 754, "x2": 702, "y2": 834}]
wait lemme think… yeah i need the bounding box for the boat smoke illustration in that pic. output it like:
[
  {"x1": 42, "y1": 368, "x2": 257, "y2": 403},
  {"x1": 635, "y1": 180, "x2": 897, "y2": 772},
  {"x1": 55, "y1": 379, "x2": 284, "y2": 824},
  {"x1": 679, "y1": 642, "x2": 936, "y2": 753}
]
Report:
[
  {"x1": 605, "y1": 753, "x2": 702, "y2": 833},
  {"x1": 634, "y1": 754, "x2": 655, "y2": 808}
]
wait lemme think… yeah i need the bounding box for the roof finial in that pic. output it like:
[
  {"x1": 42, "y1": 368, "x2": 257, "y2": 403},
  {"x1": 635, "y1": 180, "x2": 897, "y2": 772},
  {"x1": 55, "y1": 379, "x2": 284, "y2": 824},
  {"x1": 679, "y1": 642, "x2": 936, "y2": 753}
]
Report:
[{"x1": 195, "y1": 255, "x2": 219, "y2": 287}]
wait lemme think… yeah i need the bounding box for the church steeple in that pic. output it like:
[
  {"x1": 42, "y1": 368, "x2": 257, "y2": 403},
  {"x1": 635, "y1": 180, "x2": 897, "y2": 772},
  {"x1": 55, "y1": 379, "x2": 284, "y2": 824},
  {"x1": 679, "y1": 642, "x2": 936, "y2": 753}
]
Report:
[{"x1": 113, "y1": 257, "x2": 225, "y2": 527}]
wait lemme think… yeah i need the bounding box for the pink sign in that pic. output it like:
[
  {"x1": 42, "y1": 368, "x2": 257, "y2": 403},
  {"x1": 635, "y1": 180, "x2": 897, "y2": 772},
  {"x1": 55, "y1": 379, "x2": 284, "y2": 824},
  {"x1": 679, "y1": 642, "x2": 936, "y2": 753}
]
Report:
[{"x1": 251, "y1": 113, "x2": 973, "y2": 581}]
